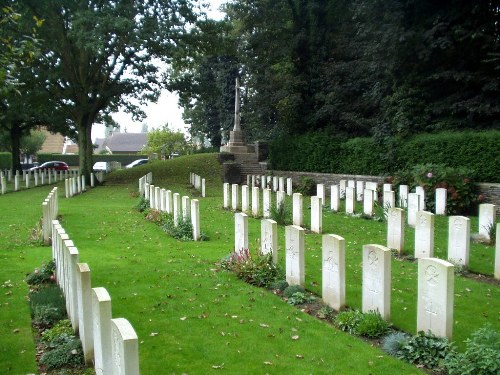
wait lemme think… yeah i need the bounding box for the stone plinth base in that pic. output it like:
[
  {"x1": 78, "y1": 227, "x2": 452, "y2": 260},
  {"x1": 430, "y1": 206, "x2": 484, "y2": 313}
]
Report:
[{"x1": 220, "y1": 144, "x2": 254, "y2": 154}]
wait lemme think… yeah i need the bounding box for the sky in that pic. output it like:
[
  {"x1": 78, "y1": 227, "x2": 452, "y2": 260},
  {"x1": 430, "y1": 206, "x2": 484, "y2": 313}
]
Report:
[{"x1": 91, "y1": 1, "x2": 226, "y2": 142}]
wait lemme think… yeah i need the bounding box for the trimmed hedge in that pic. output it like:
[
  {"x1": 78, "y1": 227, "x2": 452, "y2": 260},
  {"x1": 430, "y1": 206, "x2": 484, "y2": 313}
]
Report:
[
  {"x1": 0, "y1": 152, "x2": 12, "y2": 170},
  {"x1": 269, "y1": 130, "x2": 500, "y2": 182},
  {"x1": 37, "y1": 153, "x2": 144, "y2": 167}
]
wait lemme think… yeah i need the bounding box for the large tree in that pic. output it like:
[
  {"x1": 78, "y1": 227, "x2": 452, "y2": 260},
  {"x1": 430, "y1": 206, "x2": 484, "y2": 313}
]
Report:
[{"x1": 21, "y1": 0, "x2": 199, "y2": 181}]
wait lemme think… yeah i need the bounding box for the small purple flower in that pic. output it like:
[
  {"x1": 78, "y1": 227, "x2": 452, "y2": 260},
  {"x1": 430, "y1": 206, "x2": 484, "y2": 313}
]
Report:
[{"x1": 427, "y1": 172, "x2": 433, "y2": 178}]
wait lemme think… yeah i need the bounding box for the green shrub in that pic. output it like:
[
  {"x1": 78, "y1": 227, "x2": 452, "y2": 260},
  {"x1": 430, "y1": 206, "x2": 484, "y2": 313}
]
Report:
[
  {"x1": 295, "y1": 177, "x2": 316, "y2": 196},
  {"x1": 270, "y1": 202, "x2": 291, "y2": 226},
  {"x1": 287, "y1": 292, "x2": 315, "y2": 305},
  {"x1": 41, "y1": 319, "x2": 73, "y2": 343},
  {"x1": 40, "y1": 334, "x2": 84, "y2": 370},
  {"x1": 391, "y1": 163, "x2": 479, "y2": 215},
  {"x1": 26, "y1": 260, "x2": 56, "y2": 285},
  {"x1": 269, "y1": 280, "x2": 289, "y2": 291},
  {"x1": 32, "y1": 305, "x2": 66, "y2": 329},
  {"x1": 282, "y1": 284, "x2": 305, "y2": 298},
  {"x1": 334, "y1": 309, "x2": 363, "y2": 335},
  {"x1": 397, "y1": 331, "x2": 453, "y2": 369},
  {"x1": 220, "y1": 250, "x2": 284, "y2": 288},
  {"x1": 381, "y1": 331, "x2": 411, "y2": 356},
  {"x1": 135, "y1": 196, "x2": 150, "y2": 212},
  {"x1": 29, "y1": 285, "x2": 66, "y2": 328},
  {"x1": 316, "y1": 306, "x2": 334, "y2": 320},
  {"x1": 162, "y1": 215, "x2": 194, "y2": 241},
  {"x1": 444, "y1": 325, "x2": 500, "y2": 375},
  {"x1": 355, "y1": 310, "x2": 391, "y2": 338}
]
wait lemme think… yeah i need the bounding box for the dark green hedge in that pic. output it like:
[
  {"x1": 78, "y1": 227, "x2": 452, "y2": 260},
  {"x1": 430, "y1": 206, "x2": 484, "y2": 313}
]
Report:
[
  {"x1": 269, "y1": 130, "x2": 500, "y2": 182},
  {"x1": 37, "y1": 153, "x2": 144, "y2": 166},
  {"x1": 0, "y1": 152, "x2": 12, "y2": 170}
]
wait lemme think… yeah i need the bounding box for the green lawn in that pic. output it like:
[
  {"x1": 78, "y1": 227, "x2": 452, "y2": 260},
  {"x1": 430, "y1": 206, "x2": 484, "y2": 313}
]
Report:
[{"x1": 0, "y1": 153, "x2": 498, "y2": 374}]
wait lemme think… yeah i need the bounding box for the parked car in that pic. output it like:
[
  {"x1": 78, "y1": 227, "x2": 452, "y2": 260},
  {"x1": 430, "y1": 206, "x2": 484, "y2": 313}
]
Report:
[
  {"x1": 125, "y1": 158, "x2": 149, "y2": 168},
  {"x1": 92, "y1": 161, "x2": 109, "y2": 172},
  {"x1": 29, "y1": 161, "x2": 68, "y2": 171}
]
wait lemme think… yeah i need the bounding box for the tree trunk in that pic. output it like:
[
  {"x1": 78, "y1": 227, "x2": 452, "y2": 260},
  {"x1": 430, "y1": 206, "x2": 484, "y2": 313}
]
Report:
[
  {"x1": 10, "y1": 125, "x2": 22, "y2": 173},
  {"x1": 78, "y1": 117, "x2": 94, "y2": 184}
]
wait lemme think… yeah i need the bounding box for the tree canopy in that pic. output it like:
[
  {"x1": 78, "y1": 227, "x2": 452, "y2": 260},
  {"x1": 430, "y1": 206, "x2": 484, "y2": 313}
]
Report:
[{"x1": 18, "y1": 0, "x2": 199, "y2": 180}]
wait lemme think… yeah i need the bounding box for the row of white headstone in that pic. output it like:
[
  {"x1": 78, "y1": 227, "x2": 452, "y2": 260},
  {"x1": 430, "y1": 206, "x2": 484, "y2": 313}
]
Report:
[
  {"x1": 138, "y1": 172, "x2": 153, "y2": 196},
  {"x1": 0, "y1": 168, "x2": 76, "y2": 194},
  {"x1": 247, "y1": 174, "x2": 293, "y2": 195},
  {"x1": 50, "y1": 219, "x2": 139, "y2": 375},
  {"x1": 143, "y1": 182, "x2": 201, "y2": 241},
  {"x1": 189, "y1": 172, "x2": 206, "y2": 197},
  {"x1": 233, "y1": 212, "x2": 455, "y2": 339},
  {"x1": 42, "y1": 187, "x2": 59, "y2": 245}
]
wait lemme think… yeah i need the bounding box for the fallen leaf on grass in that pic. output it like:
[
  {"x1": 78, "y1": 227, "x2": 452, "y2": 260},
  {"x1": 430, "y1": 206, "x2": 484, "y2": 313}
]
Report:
[
  {"x1": 180, "y1": 316, "x2": 187, "y2": 321},
  {"x1": 291, "y1": 335, "x2": 299, "y2": 340},
  {"x1": 212, "y1": 363, "x2": 224, "y2": 369},
  {"x1": 264, "y1": 361, "x2": 273, "y2": 365},
  {"x1": 259, "y1": 323, "x2": 269, "y2": 328},
  {"x1": 149, "y1": 332, "x2": 158, "y2": 337},
  {"x1": 296, "y1": 354, "x2": 304, "y2": 359}
]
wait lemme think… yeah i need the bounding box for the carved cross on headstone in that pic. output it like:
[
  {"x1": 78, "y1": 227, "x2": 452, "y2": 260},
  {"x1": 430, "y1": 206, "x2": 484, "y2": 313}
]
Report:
[
  {"x1": 287, "y1": 237, "x2": 298, "y2": 276},
  {"x1": 323, "y1": 250, "x2": 339, "y2": 288}
]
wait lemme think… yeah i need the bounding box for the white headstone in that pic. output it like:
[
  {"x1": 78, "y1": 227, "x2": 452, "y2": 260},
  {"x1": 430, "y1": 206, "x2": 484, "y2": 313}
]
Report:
[
  {"x1": 415, "y1": 211, "x2": 435, "y2": 259},
  {"x1": 407, "y1": 193, "x2": 420, "y2": 227},
  {"x1": 235, "y1": 212, "x2": 248, "y2": 254},
  {"x1": 276, "y1": 190, "x2": 285, "y2": 210},
  {"x1": 223, "y1": 183, "x2": 230, "y2": 209},
  {"x1": 182, "y1": 196, "x2": 190, "y2": 220},
  {"x1": 92, "y1": 287, "x2": 112, "y2": 375},
  {"x1": 356, "y1": 181, "x2": 364, "y2": 202},
  {"x1": 191, "y1": 199, "x2": 200, "y2": 241},
  {"x1": 416, "y1": 186, "x2": 426, "y2": 210},
  {"x1": 447, "y1": 216, "x2": 470, "y2": 266},
  {"x1": 345, "y1": 187, "x2": 355, "y2": 214},
  {"x1": 231, "y1": 184, "x2": 239, "y2": 211},
  {"x1": 173, "y1": 193, "x2": 181, "y2": 226},
  {"x1": 263, "y1": 188, "x2": 271, "y2": 218},
  {"x1": 160, "y1": 189, "x2": 166, "y2": 211},
  {"x1": 383, "y1": 191, "x2": 395, "y2": 210},
  {"x1": 478, "y1": 204, "x2": 496, "y2": 240},
  {"x1": 417, "y1": 258, "x2": 454, "y2": 339},
  {"x1": 435, "y1": 188, "x2": 447, "y2": 215},
  {"x1": 286, "y1": 178, "x2": 293, "y2": 196},
  {"x1": 285, "y1": 225, "x2": 305, "y2": 286},
  {"x1": 278, "y1": 177, "x2": 285, "y2": 192},
  {"x1": 339, "y1": 180, "x2": 346, "y2": 199},
  {"x1": 322, "y1": 234, "x2": 345, "y2": 310},
  {"x1": 330, "y1": 185, "x2": 339, "y2": 212},
  {"x1": 201, "y1": 178, "x2": 206, "y2": 197},
  {"x1": 261, "y1": 219, "x2": 278, "y2": 264},
  {"x1": 241, "y1": 185, "x2": 249, "y2": 213},
  {"x1": 76, "y1": 263, "x2": 93, "y2": 364},
  {"x1": 383, "y1": 183, "x2": 392, "y2": 192},
  {"x1": 292, "y1": 193, "x2": 303, "y2": 226},
  {"x1": 387, "y1": 208, "x2": 405, "y2": 254},
  {"x1": 347, "y1": 180, "x2": 355, "y2": 189},
  {"x1": 362, "y1": 244, "x2": 391, "y2": 320},
  {"x1": 273, "y1": 176, "x2": 278, "y2": 192},
  {"x1": 317, "y1": 184, "x2": 325, "y2": 206},
  {"x1": 399, "y1": 185, "x2": 409, "y2": 208},
  {"x1": 311, "y1": 196, "x2": 322, "y2": 234},
  {"x1": 110, "y1": 318, "x2": 140, "y2": 375},
  {"x1": 166, "y1": 190, "x2": 173, "y2": 214},
  {"x1": 14, "y1": 175, "x2": 19, "y2": 191},
  {"x1": 363, "y1": 189, "x2": 374, "y2": 216},
  {"x1": 252, "y1": 187, "x2": 260, "y2": 217}
]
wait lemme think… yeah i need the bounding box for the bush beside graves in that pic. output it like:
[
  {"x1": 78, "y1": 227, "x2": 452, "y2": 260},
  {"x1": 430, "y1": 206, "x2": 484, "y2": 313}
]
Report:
[{"x1": 269, "y1": 130, "x2": 500, "y2": 183}]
